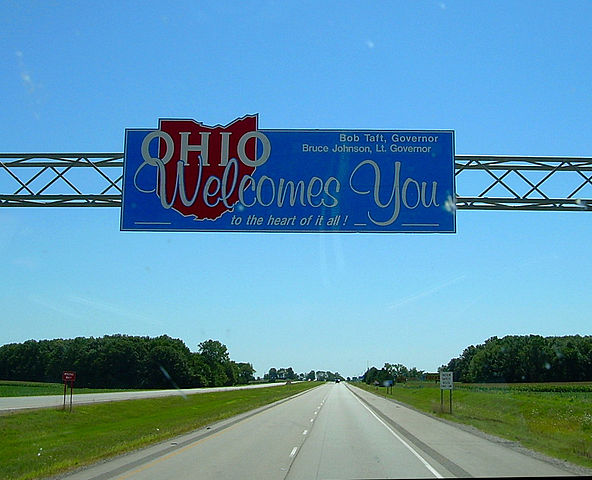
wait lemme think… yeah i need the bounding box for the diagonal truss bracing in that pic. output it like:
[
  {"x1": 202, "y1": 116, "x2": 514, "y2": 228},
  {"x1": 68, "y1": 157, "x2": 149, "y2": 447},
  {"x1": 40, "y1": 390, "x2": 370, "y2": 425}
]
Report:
[
  {"x1": 454, "y1": 155, "x2": 592, "y2": 211},
  {"x1": 0, "y1": 154, "x2": 123, "y2": 207},
  {"x1": 0, "y1": 153, "x2": 591, "y2": 211}
]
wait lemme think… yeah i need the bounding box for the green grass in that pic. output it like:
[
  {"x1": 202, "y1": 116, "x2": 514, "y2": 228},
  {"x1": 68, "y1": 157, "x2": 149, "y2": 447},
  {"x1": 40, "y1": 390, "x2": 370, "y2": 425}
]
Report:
[
  {"x1": 352, "y1": 381, "x2": 592, "y2": 469},
  {"x1": 0, "y1": 380, "x2": 142, "y2": 397},
  {"x1": 0, "y1": 382, "x2": 321, "y2": 480}
]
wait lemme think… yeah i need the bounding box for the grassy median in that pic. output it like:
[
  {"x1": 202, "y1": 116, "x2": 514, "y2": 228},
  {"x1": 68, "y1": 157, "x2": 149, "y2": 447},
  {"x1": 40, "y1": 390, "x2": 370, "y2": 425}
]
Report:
[
  {"x1": 0, "y1": 382, "x2": 321, "y2": 480},
  {"x1": 352, "y1": 381, "x2": 592, "y2": 469}
]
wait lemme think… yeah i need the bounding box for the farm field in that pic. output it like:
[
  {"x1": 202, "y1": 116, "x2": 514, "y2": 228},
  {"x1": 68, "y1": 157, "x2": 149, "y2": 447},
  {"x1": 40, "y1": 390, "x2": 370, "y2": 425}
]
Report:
[
  {"x1": 352, "y1": 381, "x2": 592, "y2": 469},
  {"x1": 0, "y1": 380, "x2": 139, "y2": 397}
]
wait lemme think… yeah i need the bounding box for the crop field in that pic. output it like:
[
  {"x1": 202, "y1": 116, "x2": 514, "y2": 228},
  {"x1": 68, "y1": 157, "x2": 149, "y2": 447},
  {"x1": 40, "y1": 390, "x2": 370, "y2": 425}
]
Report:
[
  {"x1": 353, "y1": 381, "x2": 592, "y2": 469},
  {"x1": 0, "y1": 380, "x2": 138, "y2": 397},
  {"x1": 455, "y1": 381, "x2": 592, "y2": 393}
]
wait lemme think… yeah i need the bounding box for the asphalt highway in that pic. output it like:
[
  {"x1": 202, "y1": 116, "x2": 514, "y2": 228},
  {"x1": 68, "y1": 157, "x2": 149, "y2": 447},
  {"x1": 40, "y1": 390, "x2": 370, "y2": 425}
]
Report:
[{"x1": 59, "y1": 382, "x2": 578, "y2": 479}]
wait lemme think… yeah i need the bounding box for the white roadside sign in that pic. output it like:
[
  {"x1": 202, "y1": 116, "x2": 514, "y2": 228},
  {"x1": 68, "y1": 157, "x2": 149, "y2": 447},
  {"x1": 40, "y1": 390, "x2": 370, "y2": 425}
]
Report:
[{"x1": 440, "y1": 371, "x2": 454, "y2": 390}]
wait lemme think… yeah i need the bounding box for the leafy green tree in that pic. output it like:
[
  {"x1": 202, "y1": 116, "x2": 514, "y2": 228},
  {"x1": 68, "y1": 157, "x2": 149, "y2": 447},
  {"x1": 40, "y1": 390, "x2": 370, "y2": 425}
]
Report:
[
  {"x1": 145, "y1": 341, "x2": 192, "y2": 388},
  {"x1": 224, "y1": 361, "x2": 239, "y2": 386},
  {"x1": 198, "y1": 339, "x2": 232, "y2": 386},
  {"x1": 363, "y1": 367, "x2": 379, "y2": 384},
  {"x1": 236, "y1": 362, "x2": 255, "y2": 384},
  {"x1": 209, "y1": 363, "x2": 229, "y2": 386},
  {"x1": 198, "y1": 340, "x2": 230, "y2": 365},
  {"x1": 0, "y1": 335, "x2": 251, "y2": 389},
  {"x1": 447, "y1": 344, "x2": 481, "y2": 382},
  {"x1": 190, "y1": 353, "x2": 211, "y2": 387},
  {"x1": 446, "y1": 335, "x2": 592, "y2": 383}
]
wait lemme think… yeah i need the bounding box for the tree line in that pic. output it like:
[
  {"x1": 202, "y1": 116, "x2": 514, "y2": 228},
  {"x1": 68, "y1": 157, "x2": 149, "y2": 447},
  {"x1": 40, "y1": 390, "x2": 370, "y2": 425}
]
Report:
[
  {"x1": 263, "y1": 368, "x2": 344, "y2": 382},
  {"x1": 362, "y1": 363, "x2": 426, "y2": 385},
  {"x1": 0, "y1": 335, "x2": 255, "y2": 389},
  {"x1": 444, "y1": 335, "x2": 592, "y2": 383}
]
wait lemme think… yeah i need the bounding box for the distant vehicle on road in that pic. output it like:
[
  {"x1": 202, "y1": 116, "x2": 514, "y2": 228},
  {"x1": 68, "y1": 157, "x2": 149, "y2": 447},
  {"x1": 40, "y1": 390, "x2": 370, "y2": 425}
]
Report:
[{"x1": 335, "y1": 378, "x2": 341, "y2": 383}]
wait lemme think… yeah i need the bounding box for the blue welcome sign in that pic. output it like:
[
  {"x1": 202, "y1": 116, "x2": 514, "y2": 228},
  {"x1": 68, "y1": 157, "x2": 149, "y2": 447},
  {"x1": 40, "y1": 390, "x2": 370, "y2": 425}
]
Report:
[{"x1": 121, "y1": 115, "x2": 455, "y2": 233}]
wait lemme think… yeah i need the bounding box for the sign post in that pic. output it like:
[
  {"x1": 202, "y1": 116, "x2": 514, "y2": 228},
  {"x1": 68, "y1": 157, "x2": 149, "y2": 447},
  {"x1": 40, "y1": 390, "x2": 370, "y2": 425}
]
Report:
[
  {"x1": 62, "y1": 371, "x2": 76, "y2": 412},
  {"x1": 440, "y1": 371, "x2": 453, "y2": 414}
]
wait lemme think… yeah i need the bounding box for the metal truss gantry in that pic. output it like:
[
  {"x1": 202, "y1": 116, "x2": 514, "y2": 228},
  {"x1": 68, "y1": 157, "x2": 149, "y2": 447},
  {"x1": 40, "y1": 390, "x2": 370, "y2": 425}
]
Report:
[
  {"x1": 0, "y1": 154, "x2": 123, "y2": 207},
  {"x1": 1, "y1": 153, "x2": 591, "y2": 211}
]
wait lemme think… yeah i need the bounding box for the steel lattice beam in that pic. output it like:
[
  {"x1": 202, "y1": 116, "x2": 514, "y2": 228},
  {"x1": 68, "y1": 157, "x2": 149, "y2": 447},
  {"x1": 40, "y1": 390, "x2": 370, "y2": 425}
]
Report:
[
  {"x1": 0, "y1": 154, "x2": 123, "y2": 207},
  {"x1": 455, "y1": 155, "x2": 592, "y2": 211},
  {"x1": 1, "y1": 153, "x2": 591, "y2": 211}
]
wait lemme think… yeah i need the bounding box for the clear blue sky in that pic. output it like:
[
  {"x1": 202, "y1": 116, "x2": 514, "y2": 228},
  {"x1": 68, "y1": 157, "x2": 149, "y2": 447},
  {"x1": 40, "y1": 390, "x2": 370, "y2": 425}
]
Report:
[{"x1": 1, "y1": 1, "x2": 591, "y2": 379}]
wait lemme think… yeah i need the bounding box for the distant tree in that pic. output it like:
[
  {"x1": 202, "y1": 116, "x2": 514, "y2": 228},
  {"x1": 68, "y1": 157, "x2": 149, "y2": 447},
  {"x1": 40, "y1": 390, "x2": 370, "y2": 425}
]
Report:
[
  {"x1": 236, "y1": 362, "x2": 255, "y2": 384},
  {"x1": 198, "y1": 340, "x2": 230, "y2": 366},
  {"x1": 224, "y1": 361, "x2": 240, "y2": 386},
  {"x1": 391, "y1": 363, "x2": 409, "y2": 378},
  {"x1": 198, "y1": 339, "x2": 233, "y2": 386},
  {"x1": 447, "y1": 344, "x2": 480, "y2": 382},
  {"x1": 549, "y1": 336, "x2": 586, "y2": 381},
  {"x1": 209, "y1": 363, "x2": 229, "y2": 386},
  {"x1": 363, "y1": 367, "x2": 379, "y2": 384},
  {"x1": 145, "y1": 337, "x2": 192, "y2": 388},
  {"x1": 190, "y1": 353, "x2": 210, "y2": 387}
]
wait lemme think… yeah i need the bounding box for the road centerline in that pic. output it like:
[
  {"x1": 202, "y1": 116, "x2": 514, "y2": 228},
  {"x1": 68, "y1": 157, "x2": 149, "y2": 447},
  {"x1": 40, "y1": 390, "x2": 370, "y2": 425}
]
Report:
[{"x1": 91, "y1": 385, "x2": 326, "y2": 480}]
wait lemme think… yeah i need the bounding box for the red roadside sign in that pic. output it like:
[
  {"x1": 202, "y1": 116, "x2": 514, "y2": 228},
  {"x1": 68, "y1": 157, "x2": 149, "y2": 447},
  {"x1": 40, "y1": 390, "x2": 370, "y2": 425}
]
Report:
[{"x1": 62, "y1": 371, "x2": 76, "y2": 382}]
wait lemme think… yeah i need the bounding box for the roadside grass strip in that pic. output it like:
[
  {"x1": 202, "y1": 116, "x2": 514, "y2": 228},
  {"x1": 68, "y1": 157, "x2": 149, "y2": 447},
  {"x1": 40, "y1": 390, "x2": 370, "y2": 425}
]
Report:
[
  {"x1": 0, "y1": 382, "x2": 321, "y2": 480},
  {"x1": 353, "y1": 381, "x2": 592, "y2": 469}
]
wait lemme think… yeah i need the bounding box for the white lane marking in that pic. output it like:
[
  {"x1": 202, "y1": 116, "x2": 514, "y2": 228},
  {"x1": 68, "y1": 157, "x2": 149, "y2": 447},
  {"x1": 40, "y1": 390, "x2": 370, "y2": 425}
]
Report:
[
  {"x1": 353, "y1": 395, "x2": 443, "y2": 478},
  {"x1": 302, "y1": 429, "x2": 308, "y2": 435},
  {"x1": 289, "y1": 446, "x2": 298, "y2": 458}
]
